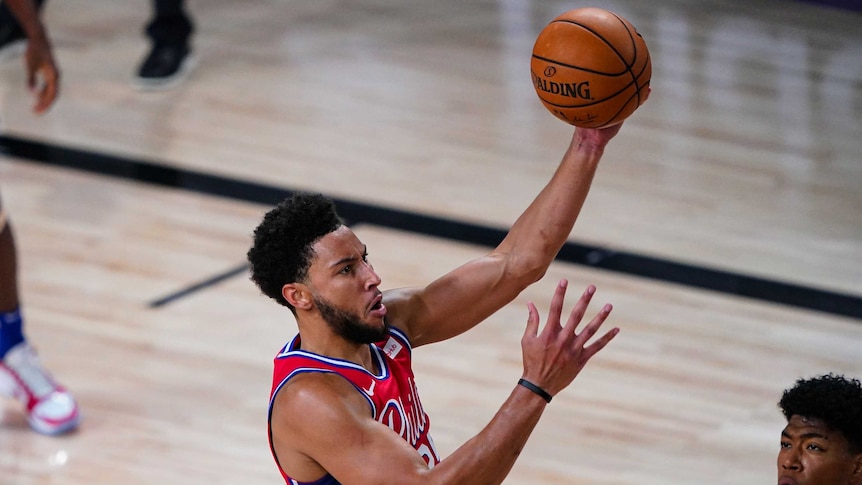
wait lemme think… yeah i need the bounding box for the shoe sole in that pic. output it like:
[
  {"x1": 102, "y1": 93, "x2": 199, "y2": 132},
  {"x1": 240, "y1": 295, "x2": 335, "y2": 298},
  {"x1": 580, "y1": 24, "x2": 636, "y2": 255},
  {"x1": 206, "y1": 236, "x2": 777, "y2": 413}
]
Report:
[
  {"x1": 0, "y1": 355, "x2": 81, "y2": 436},
  {"x1": 132, "y1": 53, "x2": 198, "y2": 91},
  {"x1": 29, "y1": 411, "x2": 81, "y2": 436}
]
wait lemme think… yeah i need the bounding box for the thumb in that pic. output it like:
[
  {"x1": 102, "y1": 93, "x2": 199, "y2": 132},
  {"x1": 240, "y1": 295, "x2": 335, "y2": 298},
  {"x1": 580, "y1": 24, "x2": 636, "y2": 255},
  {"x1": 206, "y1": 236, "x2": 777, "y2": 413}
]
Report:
[{"x1": 523, "y1": 301, "x2": 539, "y2": 340}]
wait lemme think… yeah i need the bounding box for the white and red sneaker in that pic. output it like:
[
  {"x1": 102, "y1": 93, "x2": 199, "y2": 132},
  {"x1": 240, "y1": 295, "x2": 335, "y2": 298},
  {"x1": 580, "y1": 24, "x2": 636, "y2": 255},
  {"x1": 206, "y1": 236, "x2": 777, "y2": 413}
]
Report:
[{"x1": 0, "y1": 343, "x2": 80, "y2": 435}]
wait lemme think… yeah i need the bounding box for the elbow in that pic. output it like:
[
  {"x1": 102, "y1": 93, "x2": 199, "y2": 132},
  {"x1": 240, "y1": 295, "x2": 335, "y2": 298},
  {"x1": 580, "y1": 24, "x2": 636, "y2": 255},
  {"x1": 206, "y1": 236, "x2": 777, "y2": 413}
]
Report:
[
  {"x1": 506, "y1": 253, "x2": 550, "y2": 288},
  {"x1": 497, "y1": 231, "x2": 559, "y2": 287}
]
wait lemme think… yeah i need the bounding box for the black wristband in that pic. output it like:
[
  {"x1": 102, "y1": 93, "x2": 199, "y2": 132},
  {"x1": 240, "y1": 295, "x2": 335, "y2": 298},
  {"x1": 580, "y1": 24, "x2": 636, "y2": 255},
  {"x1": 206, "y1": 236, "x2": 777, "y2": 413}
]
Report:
[{"x1": 518, "y1": 378, "x2": 552, "y2": 403}]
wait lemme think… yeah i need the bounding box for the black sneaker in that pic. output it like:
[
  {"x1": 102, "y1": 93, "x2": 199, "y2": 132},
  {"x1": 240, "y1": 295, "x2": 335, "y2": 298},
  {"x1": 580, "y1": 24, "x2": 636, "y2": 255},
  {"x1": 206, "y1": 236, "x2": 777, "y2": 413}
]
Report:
[{"x1": 133, "y1": 43, "x2": 197, "y2": 90}]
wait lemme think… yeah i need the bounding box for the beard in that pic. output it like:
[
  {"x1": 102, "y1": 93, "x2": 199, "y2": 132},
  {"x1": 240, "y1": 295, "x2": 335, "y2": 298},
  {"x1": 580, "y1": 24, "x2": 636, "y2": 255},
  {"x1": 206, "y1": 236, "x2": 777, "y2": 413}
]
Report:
[{"x1": 314, "y1": 295, "x2": 389, "y2": 344}]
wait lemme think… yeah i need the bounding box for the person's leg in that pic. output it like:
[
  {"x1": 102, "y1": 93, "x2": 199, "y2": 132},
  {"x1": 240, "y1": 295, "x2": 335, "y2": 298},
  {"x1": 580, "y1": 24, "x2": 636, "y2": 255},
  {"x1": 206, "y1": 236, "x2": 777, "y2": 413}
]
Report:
[
  {"x1": 0, "y1": 205, "x2": 23, "y2": 341},
  {"x1": 0, "y1": 0, "x2": 44, "y2": 58},
  {"x1": 0, "y1": 196, "x2": 80, "y2": 435},
  {"x1": 145, "y1": 0, "x2": 193, "y2": 46},
  {"x1": 134, "y1": 0, "x2": 197, "y2": 89}
]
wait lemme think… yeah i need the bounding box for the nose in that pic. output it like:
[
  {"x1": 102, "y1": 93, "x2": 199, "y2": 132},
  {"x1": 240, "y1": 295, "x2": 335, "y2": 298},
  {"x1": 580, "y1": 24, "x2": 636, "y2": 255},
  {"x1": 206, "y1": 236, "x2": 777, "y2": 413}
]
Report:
[
  {"x1": 361, "y1": 261, "x2": 381, "y2": 289},
  {"x1": 779, "y1": 448, "x2": 801, "y2": 471}
]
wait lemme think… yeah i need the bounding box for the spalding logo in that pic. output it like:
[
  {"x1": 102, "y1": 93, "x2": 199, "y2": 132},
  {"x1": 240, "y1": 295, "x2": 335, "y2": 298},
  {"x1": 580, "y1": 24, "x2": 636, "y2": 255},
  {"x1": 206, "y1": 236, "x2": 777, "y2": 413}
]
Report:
[{"x1": 532, "y1": 71, "x2": 592, "y2": 99}]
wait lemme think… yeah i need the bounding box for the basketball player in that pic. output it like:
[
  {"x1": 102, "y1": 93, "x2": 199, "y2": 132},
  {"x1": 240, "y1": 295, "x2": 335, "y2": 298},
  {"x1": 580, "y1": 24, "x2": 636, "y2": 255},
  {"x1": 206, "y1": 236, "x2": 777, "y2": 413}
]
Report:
[
  {"x1": 248, "y1": 123, "x2": 625, "y2": 484},
  {"x1": 134, "y1": 0, "x2": 196, "y2": 89},
  {"x1": 0, "y1": 0, "x2": 59, "y2": 113},
  {"x1": 0, "y1": 2, "x2": 78, "y2": 435},
  {"x1": 778, "y1": 373, "x2": 862, "y2": 485},
  {"x1": 0, "y1": 194, "x2": 80, "y2": 435},
  {"x1": 0, "y1": 0, "x2": 195, "y2": 91}
]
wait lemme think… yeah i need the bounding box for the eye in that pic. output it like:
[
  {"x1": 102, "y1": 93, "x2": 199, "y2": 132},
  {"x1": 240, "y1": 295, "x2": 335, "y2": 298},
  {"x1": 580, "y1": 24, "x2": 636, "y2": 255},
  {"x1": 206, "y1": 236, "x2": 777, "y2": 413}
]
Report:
[
  {"x1": 806, "y1": 443, "x2": 823, "y2": 451},
  {"x1": 339, "y1": 264, "x2": 353, "y2": 275},
  {"x1": 780, "y1": 441, "x2": 791, "y2": 449}
]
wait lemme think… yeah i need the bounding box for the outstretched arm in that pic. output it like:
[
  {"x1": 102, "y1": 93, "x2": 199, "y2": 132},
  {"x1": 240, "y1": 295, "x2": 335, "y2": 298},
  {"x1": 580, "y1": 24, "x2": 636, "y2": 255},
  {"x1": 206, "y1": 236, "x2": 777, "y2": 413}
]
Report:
[
  {"x1": 273, "y1": 281, "x2": 618, "y2": 485},
  {"x1": 2, "y1": 0, "x2": 59, "y2": 113},
  {"x1": 387, "y1": 124, "x2": 624, "y2": 347}
]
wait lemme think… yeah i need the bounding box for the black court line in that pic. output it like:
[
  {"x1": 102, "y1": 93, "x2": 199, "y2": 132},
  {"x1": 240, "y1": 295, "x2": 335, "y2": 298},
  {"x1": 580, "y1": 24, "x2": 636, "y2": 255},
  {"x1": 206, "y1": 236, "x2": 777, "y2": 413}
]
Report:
[
  {"x1": 149, "y1": 263, "x2": 249, "y2": 308},
  {"x1": 1, "y1": 134, "x2": 860, "y2": 320}
]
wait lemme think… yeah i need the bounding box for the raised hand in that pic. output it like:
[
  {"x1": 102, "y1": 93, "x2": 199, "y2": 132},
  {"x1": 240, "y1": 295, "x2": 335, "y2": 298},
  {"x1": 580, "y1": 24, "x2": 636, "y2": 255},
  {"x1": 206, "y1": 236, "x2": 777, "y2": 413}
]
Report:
[{"x1": 520, "y1": 279, "x2": 619, "y2": 399}]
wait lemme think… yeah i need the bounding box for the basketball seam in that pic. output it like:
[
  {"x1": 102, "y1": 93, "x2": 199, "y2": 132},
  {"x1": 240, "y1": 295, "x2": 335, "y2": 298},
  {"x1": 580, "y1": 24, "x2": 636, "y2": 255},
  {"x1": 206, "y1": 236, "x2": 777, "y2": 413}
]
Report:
[
  {"x1": 551, "y1": 18, "x2": 634, "y2": 70},
  {"x1": 602, "y1": 90, "x2": 641, "y2": 127},
  {"x1": 531, "y1": 54, "x2": 629, "y2": 77},
  {"x1": 540, "y1": 77, "x2": 638, "y2": 109},
  {"x1": 534, "y1": 10, "x2": 652, "y2": 127},
  {"x1": 551, "y1": 87, "x2": 639, "y2": 128},
  {"x1": 550, "y1": 15, "x2": 647, "y2": 106},
  {"x1": 606, "y1": 11, "x2": 647, "y2": 106}
]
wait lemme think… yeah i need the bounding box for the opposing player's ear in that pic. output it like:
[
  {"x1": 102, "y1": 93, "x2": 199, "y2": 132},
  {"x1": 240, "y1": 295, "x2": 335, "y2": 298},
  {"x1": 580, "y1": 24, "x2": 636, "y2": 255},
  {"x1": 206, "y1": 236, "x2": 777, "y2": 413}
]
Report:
[
  {"x1": 851, "y1": 452, "x2": 862, "y2": 485},
  {"x1": 282, "y1": 283, "x2": 312, "y2": 310}
]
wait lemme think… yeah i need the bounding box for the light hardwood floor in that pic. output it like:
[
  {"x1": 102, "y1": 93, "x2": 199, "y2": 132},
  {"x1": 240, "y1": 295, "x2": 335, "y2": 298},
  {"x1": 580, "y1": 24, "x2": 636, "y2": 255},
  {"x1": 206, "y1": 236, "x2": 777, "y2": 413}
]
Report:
[{"x1": 0, "y1": 0, "x2": 860, "y2": 484}]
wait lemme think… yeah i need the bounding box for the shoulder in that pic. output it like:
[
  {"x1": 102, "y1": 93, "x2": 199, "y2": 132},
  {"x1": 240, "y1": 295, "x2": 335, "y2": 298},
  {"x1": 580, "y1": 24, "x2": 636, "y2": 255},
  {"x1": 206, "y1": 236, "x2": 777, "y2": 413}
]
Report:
[
  {"x1": 274, "y1": 372, "x2": 367, "y2": 424},
  {"x1": 271, "y1": 372, "x2": 372, "y2": 459},
  {"x1": 382, "y1": 286, "x2": 425, "y2": 341},
  {"x1": 269, "y1": 372, "x2": 374, "y2": 481}
]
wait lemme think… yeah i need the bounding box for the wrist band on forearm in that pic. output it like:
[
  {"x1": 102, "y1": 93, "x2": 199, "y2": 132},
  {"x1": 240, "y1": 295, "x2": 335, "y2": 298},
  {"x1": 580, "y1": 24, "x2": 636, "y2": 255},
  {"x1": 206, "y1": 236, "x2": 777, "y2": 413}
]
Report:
[{"x1": 518, "y1": 378, "x2": 552, "y2": 403}]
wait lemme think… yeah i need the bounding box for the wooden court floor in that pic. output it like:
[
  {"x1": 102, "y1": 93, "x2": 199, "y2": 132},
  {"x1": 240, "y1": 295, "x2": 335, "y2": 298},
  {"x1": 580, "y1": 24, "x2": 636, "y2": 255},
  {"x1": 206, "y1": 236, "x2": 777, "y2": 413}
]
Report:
[{"x1": 1, "y1": 0, "x2": 860, "y2": 484}]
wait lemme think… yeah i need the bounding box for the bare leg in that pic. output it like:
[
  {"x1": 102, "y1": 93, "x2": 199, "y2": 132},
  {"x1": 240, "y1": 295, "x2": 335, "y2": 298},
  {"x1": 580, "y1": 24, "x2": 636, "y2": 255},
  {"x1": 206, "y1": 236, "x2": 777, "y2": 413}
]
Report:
[
  {"x1": 0, "y1": 198, "x2": 24, "y2": 353},
  {"x1": 0, "y1": 220, "x2": 19, "y2": 312}
]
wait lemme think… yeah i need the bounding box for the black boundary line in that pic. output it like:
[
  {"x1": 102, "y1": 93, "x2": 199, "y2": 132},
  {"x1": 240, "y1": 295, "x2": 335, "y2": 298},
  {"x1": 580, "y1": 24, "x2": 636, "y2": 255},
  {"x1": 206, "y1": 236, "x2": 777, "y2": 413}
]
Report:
[
  {"x1": 1, "y1": 134, "x2": 860, "y2": 320},
  {"x1": 149, "y1": 263, "x2": 249, "y2": 308}
]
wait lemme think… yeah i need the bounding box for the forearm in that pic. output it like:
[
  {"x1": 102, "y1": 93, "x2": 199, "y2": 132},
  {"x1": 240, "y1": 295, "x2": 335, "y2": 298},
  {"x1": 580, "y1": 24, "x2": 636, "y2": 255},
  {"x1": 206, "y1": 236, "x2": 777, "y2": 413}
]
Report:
[
  {"x1": 427, "y1": 384, "x2": 548, "y2": 485},
  {"x1": 398, "y1": 128, "x2": 616, "y2": 347},
  {"x1": 496, "y1": 130, "x2": 606, "y2": 279},
  {"x1": 2, "y1": 0, "x2": 48, "y2": 41}
]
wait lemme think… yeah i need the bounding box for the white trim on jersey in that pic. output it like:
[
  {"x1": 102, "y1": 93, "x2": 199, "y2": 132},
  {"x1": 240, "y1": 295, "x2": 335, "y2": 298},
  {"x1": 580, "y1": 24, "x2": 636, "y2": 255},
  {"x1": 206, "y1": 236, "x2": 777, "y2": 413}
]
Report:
[
  {"x1": 276, "y1": 335, "x2": 390, "y2": 380},
  {"x1": 269, "y1": 367, "x2": 378, "y2": 418}
]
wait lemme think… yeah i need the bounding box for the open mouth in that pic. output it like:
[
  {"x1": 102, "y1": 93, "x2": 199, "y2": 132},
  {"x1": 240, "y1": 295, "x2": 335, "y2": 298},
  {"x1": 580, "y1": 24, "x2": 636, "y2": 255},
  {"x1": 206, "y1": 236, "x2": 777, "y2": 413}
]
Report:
[{"x1": 369, "y1": 295, "x2": 387, "y2": 317}]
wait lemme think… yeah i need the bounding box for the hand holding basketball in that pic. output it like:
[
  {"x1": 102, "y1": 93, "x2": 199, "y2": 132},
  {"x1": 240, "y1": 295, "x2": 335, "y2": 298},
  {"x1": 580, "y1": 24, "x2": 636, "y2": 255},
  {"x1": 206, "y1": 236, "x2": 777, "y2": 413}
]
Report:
[{"x1": 531, "y1": 8, "x2": 651, "y2": 128}]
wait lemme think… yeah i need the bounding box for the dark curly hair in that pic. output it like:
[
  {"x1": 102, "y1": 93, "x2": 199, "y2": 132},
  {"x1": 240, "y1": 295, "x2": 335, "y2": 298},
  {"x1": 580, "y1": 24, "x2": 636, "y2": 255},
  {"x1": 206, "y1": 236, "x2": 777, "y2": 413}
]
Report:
[
  {"x1": 779, "y1": 373, "x2": 862, "y2": 453},
  {"x1": 247, "y1": 193, "x2": 343, "y2": 312}
]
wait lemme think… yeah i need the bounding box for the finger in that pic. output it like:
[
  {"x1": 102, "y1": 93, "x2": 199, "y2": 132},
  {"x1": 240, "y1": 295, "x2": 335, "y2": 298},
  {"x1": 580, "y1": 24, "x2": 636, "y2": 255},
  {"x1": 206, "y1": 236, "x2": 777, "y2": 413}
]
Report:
[
  {"x1": 31, "y1": 67, "x2": 58, "y2": 114},
  {"x1": 562, "y1": 285, "x2": 595, "y2": 334},
  {"x1": 574, "y1": 303, "x2": 613, "y2": 346},
  {"x1": 38, "y1": 78, "x2": 57, "y2": 113},
  {"x1": 639, "y1": 87, "x2": 651, "y2": 106},
  {"x1": 583, "y1": 326, "x2": 620, "y2": 358},
  {"x1": 541, "y1": 279, "x2": 568, "y2": 337},
  {"x1": 32, "y1": 84, "x2": 49, "y2": 114},
  {"x1": 523, "y1": 301, "x2": 540, "y2": 340}
]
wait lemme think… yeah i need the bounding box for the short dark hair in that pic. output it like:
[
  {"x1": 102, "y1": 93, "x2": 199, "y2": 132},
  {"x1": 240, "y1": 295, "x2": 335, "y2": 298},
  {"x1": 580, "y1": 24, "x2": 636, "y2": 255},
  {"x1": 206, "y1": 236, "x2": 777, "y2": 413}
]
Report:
[
  {"x1": 247, "y1": 193, "x2": 343, "y2": 311},
  {"x1": 779, "y1": 373, "x2": 862, "y2": 453}
]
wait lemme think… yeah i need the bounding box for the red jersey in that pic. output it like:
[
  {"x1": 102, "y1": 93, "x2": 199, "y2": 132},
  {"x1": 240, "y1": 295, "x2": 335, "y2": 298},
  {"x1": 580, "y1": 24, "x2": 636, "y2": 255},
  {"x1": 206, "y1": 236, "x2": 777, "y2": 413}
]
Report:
[{"x1": 268, "y1": 326, "x2": 440, "y2": 484}]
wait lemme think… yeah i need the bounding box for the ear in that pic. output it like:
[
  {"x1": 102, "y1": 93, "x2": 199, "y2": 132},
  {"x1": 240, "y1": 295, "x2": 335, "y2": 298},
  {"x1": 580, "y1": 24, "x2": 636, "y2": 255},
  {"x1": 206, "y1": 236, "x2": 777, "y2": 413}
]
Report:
[
  {"x1": 851, "y1": 453, "x2": 862, "y2": 485},
  {"x1": 282, "y1": 283, "x2": 312, "y2": 310}
]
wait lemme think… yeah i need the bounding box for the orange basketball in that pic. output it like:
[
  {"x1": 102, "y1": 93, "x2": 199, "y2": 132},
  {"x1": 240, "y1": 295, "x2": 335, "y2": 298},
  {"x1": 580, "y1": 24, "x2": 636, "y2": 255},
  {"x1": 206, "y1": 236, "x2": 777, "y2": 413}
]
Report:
[{"x1": 531, "y1": 7, "x2": 651, "y2": 128}]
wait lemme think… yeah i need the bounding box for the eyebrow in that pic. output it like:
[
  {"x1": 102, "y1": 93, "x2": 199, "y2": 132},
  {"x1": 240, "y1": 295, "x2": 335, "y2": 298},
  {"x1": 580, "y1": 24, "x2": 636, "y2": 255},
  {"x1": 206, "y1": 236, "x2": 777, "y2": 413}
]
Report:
[
  {"x1": 328, "y1": 245, "x2": 367, "y2": 269},
  {"x1": 782, "y1": 430, "x2": 830, "y2": 440},
  {"x1": 330, "y1": 255, "x2": 357, "y2": 269}
]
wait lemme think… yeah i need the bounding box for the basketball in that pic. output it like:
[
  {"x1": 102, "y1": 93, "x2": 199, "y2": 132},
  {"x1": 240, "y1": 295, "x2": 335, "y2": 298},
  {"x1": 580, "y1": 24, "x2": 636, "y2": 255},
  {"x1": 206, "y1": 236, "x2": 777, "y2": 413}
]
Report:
[{"x1": 531, "y1": 8, "x2": 651, "y2": 128}]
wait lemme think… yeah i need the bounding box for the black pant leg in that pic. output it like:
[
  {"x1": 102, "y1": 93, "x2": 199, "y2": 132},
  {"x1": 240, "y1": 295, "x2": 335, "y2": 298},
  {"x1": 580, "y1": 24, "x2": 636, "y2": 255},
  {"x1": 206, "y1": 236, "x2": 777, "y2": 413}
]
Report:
[
  {"x1": 144, "y1": 0, "x2": 194, "y2": 46},
  {"x1": 0, "y1": 0, "x2": 45, "y2": 41}
]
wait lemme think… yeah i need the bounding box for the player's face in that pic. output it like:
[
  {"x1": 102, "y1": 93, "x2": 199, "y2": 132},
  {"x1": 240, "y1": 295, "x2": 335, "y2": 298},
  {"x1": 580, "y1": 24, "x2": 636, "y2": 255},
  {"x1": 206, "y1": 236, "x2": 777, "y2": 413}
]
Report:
[
  {"x1": 777, "y1": 415, "x2": 862, "y2": 485},
  {"x1": 313, "y1": 293, "x2": 389, "y2": 344},
  {"x1": 306, "y1": 226, "x2": 388, "y2": 343}
]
